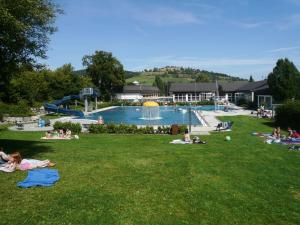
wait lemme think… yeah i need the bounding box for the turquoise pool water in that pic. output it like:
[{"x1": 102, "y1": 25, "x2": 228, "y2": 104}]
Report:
[{"x1": 84, "y1": 105, "x2": 223, "y2": 125}]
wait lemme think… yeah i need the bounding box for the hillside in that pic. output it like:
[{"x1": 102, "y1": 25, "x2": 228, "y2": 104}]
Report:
[
  {"x1": 74, "y1": 66, "x2": 247, "y2": 85},
  {"x1": 125, "y1": 66, "x2": 246, "y2": 85}
]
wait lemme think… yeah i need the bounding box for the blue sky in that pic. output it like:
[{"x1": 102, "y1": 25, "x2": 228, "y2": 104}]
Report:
[{"x1": 45, "y1": 0, "x2": 300, "y2": 80}]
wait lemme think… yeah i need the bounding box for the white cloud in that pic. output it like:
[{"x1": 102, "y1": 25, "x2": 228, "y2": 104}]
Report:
[
  {"x1": 278, "y1": 14, "x2": 300, "y2": 29},
  {"x1": 267, "y1": 46, "x2": 300, "y2": 53},
  {"x1": 234, "y1": 20, "x2": 270, "y2": 29},
  {"x1": 131, "y1": 7, "x2": 200, "y2": 26}
]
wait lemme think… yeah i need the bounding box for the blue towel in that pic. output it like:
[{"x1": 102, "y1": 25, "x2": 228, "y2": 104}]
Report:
[{"x1": 18, "y1": 168, "x2": 60, "y2": 188}]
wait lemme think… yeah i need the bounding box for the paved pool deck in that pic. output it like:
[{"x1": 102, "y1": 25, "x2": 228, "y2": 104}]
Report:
[
  {"x1": 84, "y1": 106, "x2": 118, "y2": 115},
  {"x1": 190, "y1": 108, "x2": 253, "y2": 135}
]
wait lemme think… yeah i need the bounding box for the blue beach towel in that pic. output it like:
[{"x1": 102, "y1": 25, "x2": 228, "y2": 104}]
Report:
[{"x1": 18, "y1": 168, "x2": 60, "y2": 188}]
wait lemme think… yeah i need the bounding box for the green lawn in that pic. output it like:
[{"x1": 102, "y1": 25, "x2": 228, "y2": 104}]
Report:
[{"x1": 1, "y1": 116, "x2": 300, "y2": 225}]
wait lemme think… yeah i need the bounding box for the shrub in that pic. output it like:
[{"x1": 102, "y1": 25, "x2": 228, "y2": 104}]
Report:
[
  {"x1": 0, "y1": 100, "x2": 33, "y2": 117},
  {"x1": 275, "y1": 100, "x2": 300, "y2": 130},
  {"x1": 88, "y1": 124, "x2": 107, "y2": 133},
  {"x1": 88, "y1": 124, "x2": 171, "y2": 134},
  {"x1": 106, "y1": 124, "x2": 117, "y2": 133},
  {"x1": 236, "y1": 99, "x2": 256, "y2": 110},
  {"x1": 178, "y1": 125, "x2": 188, "y2": 134},
  {"x1": 236, "y1": 98, "x2": 247, "y2": 107},
  {"x1": 53, "y1": 121, "x2": 82, "y2": 134}
]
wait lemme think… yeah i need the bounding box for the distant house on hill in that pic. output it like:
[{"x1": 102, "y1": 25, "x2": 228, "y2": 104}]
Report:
[
  {"x1": 169, "y1": 80, "x2": 272, "y2": 108},
  {"x1": 116, "y1": 85, "x2": 159, "y2": 101}
]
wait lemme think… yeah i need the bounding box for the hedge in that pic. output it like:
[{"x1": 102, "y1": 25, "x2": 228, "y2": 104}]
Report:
[
  {"x1": 53, "y1": 121, "x2": 82, "y2": 134},
  {"x1": 89, "y1": 124, "x2": 188, "y2": 134},
  {"x1": 275, "y1": 100, "x2": 300, "y2": 130}
]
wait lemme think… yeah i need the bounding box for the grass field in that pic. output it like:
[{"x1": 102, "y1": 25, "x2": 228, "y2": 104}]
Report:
[{"x1": 1, "y1": 116, "x2": 300, "y2": 225}]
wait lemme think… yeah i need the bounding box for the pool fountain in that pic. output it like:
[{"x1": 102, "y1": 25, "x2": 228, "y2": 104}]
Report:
[{"x1": 140, "y1": 101, "x2": 162, "y2": 120}]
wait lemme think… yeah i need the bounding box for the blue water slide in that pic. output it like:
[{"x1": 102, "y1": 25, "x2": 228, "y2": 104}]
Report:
[{"x1": 44, "y1": 95, "x2": 84, "y2": 117}]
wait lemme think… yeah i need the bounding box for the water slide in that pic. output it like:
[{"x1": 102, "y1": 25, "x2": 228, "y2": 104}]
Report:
[{"x1": 44, "y1": 95, "x2": 84, "y2": 117}]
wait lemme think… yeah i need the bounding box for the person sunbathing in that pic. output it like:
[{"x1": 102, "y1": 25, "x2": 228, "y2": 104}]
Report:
[
  {"x1": 0, "y1": 149, "x2": 22, "y2": 172},
  {"x1": 18, "y1": 159, "x2": 55, "y2": 171},
  {"x1": 0, "y1": 149, "x2": 55, "y2": 172},
  {"x1": 183, "y1": 129, "x2": 191, "y2": 142},
  {"x1": 287, "y1": 127, "x2": 300, "y2": 139},
  {"x1": 192, "y1": 136, "x2": 206, "y2": 144},
  {"x1": 271, "y1": 128, "x2": 280, "y2": 139},
  {"x1": 276, "y1": 127, "x2": 281, "y2": 138},
  {"x1": 65, "y1": 129, "x2": 72, "y2": 138},
  {"x1": 0, "y1": 149, "x2": 22, "y2": 164}
]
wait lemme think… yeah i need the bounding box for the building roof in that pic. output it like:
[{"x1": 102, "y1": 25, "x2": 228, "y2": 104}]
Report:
[
  {"x1": 123, "y1": 85, "x2": 159, "y2": 94},
  {"x1": 169, "y1": 82, "x2": 218, "y2": 93},
  {"x1": 236, "y1": 80, "x2": 268, "y2": 92},
  {"x1": 219, "y1": 81, "x2": 249, "y2": 92},
  {"x1": 169, "y1": 80, "x2": 269, "y2": 93}
]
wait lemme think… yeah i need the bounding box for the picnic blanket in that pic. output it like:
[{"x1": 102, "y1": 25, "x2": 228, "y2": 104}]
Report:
[
  {"x1": 252, "y1": 132, "x2": 272, "y2": 137},
  {"x1": 18, "y1": 168, "x2": 60, "y2": 188},
  {"x1": 41, "y1": 135, "x2": 79, "y2": 140},
  {"x1": 170, "y1": 139, "x2": 192, "y2": 144},
  {"x1": 281, "y1": 139, "x2": 300, "y2": 145},
  {"x1": 0, "y1": 162, "x2": 16, "y2": 172}
]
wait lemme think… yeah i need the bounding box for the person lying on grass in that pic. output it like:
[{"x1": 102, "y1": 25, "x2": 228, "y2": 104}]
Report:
[
  {"x1": 0, "y1": 149, "x2": 22, "y2": 172},
  {"x1": 0, "y1": 148, "x2": 55, "y2": 172},
  {"x1": 183, "y1": 129, "x2": 191, "y2": 142}
]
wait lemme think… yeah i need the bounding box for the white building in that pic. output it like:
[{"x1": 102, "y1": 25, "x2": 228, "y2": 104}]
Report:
[{"x1": 116, "y1": 85, "x2": 160, "y2": 101}]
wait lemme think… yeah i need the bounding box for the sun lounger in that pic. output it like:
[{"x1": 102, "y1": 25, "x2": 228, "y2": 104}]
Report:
[
  {"x1": 16, "y1": 122, "x2": 24, "y2": 130},
  {"x1": 216, "y1": 121, "x2": 233, "y2": 131}
]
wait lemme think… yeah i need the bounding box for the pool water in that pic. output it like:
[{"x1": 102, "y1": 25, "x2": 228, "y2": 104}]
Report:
[{"x1": 84, "y1": 105, "x2": 223, "y2": 126}]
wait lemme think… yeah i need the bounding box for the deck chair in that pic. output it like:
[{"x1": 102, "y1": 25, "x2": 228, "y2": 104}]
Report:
[
  {"x1": 216, "y1": 121, "x2": 233, "y2": 131},
  {"x1": 16, "y1": 122, "x2": 24, "y2": 130}
]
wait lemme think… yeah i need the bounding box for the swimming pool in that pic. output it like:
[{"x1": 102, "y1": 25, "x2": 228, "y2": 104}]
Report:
[{"x1": 84, "y1": 105, "x2": 223, "y2": 126}]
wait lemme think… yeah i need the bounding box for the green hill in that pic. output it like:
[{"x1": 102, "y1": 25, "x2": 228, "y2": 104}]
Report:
[
  {"x1": 74, "y1": 66, "x2": 247, "y2": 85},
  {"x1": 125, "y1": 66, "x2": 246, "y2": 85}
]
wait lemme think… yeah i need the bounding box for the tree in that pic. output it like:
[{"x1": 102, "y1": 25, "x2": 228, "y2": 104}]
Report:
[
  {"x1": 153, "y1": 76, "x2": 166, "y2": 95},
  {"x1": 249, "y1": 75, "x2": 254, "y2": 82},
  {"x1": 0, "y1": 0, "x2": 61, "y2": 102},
  {"x1": 9, "y1": 70, "x2": 49, "y2": 105},
  {"x1": 196, "y1": 74, "x2": 210, "y2": 82},
  {"x1": 82, "y1": 51, "x2": 125, "y2": 101},
  {"x1": 9, "y1": 63, "x2": 93, "y2": 105},
  {"x1": 267, "y1": 58, "x2": 300, "y2": 102},
  {"x1": 46, "y1": 64, "x2": 92, "y2": 100}
]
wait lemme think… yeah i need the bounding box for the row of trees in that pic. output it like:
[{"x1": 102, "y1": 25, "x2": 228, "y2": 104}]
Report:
[{"x1": 8, "y1": 64, "x2": 92, "y2": 106}]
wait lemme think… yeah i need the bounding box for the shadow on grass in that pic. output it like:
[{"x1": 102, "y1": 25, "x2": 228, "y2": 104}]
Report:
[
  {"x1": 262, "y1": 119, "x2": 277, "y2": 129},
  {"x1": 0, "y1": 139, "x2": 53, "y2": 158}
]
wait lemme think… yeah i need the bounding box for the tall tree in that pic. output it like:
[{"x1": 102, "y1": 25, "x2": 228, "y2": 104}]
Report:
[
  {"x1": 0, "y1": 0, "x2": 61, "y2": 101},
  {"x1": 267, "y1": 58, "x2": 300, "y2": 102},
  {"x1": 153, "y1": 76, "x2": 165, "y2": 95},
  {"x1": 46, "y1": 64, "x2": 92, "y2": 100},
  {"x1": 82, "y1": 51, "x2": 125, "y2": 101},
  {"x1": 9, "y1": 70, "x2": 49, "y2": 105},
  {"x1": 249, "y1": 75, "x2": 254, "y2": 82}
]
